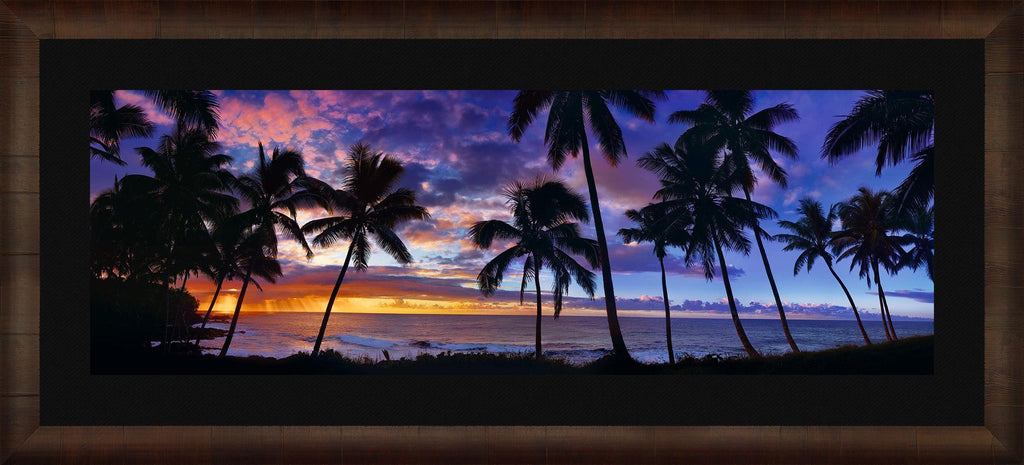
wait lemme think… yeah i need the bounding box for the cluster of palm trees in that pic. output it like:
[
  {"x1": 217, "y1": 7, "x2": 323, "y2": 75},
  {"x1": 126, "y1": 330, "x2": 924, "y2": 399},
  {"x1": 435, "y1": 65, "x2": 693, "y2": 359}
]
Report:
[
  {"x1": 472, "y1": 89, "x2": 933, "y2": 362},
  {"x1": 90, "y1": 92, "x2": 428, "y2": 358},
  {"x1": 91, "y1": 88, "x2": 933, "y2": 364}
]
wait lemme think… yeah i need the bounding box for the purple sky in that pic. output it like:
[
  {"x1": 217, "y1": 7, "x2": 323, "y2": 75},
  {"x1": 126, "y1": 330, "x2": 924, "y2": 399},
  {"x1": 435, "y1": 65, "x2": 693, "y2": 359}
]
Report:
[{"x1": 90, "y1": 90, "x2": 933, "y2": 320}]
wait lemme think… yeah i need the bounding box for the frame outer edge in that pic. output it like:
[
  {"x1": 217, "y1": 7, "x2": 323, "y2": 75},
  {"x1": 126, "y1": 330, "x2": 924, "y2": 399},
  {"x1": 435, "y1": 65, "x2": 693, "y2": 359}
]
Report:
[{"x1": 0, "y1": 1, "x2": 1021, "y2": 464}]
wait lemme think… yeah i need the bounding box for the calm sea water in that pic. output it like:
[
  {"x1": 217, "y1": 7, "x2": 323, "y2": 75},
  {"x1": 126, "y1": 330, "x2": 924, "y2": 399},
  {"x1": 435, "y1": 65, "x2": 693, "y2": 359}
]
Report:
[{"x1": 198, "y1": 312, "x2": 933, "y2": 364}]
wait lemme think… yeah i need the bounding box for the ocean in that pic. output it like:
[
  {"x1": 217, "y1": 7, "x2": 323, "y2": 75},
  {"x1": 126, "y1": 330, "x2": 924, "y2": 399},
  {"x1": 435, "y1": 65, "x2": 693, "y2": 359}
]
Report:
[{"x1": 197, "y1": 312, "x2": 934, "y2": 364}]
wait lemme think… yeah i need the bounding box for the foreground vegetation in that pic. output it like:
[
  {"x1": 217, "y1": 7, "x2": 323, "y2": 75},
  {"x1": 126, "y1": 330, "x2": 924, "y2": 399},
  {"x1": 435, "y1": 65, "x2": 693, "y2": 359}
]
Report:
[{"x1": 92, "y1": 335, "x2": 932, "y2": 375}]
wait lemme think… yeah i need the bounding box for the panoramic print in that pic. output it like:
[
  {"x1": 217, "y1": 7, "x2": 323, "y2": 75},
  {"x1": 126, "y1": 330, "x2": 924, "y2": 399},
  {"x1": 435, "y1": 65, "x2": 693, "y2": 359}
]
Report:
[{"x1": 90, "y1": 89, "x2": 934, "y2": 374}]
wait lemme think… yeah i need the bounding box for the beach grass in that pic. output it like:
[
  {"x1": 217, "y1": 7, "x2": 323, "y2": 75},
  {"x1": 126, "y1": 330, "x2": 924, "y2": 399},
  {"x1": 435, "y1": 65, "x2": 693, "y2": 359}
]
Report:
[{"x1": 92, "y1": 335, "x2": 932, "y2": 375}]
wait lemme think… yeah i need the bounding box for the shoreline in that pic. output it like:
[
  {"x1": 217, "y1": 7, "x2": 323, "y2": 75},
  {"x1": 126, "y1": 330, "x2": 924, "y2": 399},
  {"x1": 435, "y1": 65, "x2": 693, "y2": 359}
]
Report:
[{"x1": 96, "y1": 334, "x2": 933, "y2": 375}]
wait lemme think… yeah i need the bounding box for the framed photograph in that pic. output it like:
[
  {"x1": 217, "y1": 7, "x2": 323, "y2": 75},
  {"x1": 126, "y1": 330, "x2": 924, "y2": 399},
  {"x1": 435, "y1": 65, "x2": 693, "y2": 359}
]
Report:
[{"x1": 2, "y1": 1, "x2": 1021, "y2": 464}]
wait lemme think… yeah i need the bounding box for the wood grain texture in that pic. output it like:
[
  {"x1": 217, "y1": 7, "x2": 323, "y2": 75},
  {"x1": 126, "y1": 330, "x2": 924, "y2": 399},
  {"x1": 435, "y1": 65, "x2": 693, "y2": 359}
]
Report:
[
  {"x1": 0, "y1": 193, "x2": 39, "y2": 255},
  {"x1": 254, "y1": 1, "x2": 317, "y2": 39},
  {"x1": 0, "y1": 78, "x2": 39, "y2": 157},
  {"x1": 985, "y1": 11, "x2": 1024, "y2": 74},
  {"x1": 314, "y1": 0, "x2": 404, "y2": 39},
  {"x1": 0, "y1": 1, "x2": 1020, "y2": 464},
  {"x1": 53, "y1": 0, "x2": 158, "y2": 39},
  {"x1": 404, "y1": 1, "x2": 497, "y2": 39},
  {"x1": 496, "y1": 0, "x2": 586, "y2": 39},
  {"x1": 584, "y1": 0, "x2": 676, "y2": 38},
  {"x1": 0, "y1": 254, "x2": 39, "y2": 336}
]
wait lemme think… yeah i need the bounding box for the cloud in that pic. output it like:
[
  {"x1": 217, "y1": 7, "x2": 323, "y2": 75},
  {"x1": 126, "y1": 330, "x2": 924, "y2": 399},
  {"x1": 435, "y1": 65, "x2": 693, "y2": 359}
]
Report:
[
  {"x1": 606, "y1": 242, "x2": 746, "y2": 279},
  {"x1": 867, "y1": 289, "x2": 934, "y2": 303}
]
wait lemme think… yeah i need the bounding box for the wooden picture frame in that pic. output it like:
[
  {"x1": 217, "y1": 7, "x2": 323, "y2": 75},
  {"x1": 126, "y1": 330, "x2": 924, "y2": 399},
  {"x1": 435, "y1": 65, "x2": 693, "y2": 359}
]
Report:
[{"x1": 1, "y1": 1, "x2": 1021, "y2": 463}]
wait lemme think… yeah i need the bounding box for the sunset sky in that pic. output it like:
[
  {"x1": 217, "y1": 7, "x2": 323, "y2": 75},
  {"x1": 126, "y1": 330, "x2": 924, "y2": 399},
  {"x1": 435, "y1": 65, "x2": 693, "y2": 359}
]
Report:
[{"x1": 90, "y1": 90, "x2": 934, "y2": 320}]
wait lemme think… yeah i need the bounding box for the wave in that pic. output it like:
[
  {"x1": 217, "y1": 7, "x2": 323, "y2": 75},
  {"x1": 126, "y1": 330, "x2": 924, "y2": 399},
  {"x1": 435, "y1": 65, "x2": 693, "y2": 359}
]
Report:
[{"x1": 332, "y1": 334, "x2": 401, "y2": 349}]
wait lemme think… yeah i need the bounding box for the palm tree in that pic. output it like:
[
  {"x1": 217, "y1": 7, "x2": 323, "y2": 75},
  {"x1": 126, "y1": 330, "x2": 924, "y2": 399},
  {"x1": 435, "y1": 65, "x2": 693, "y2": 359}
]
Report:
[
  {"x1": 775, "y1": 198, "x2": 871, "y2": 344},
  {"x1": 669, "y1": 90, "x2": 802, "y2": 353},
  {"x1": 897, "y1": 205, "x2": 934, "y2": 281},
  {"x1": 219, "y1": 142, "x2": 327, "y2": 357},
  {"x1": 215, "y1": 221, "x2": 282, "y2": 357},
  {"x1": 638, "y1": 140, "x2": 775, "y2": 359},
  {"x1": 90, "y1": 91, "x2": 154, "y2": 165},
  {"x1": 302, "y1": 143, "x2": 429, "y2": 357},
  {"x1": 193, "y1": 222, "x2": 265, "y2": 348},
  {"x1": 121, "y1": 128, "x2": 238, "y2": 348},
  {"x1": 832, "y1": 188, "x2": 909, "y2": 341},
  {"x1": 508, "y1": 90, "x2": 666, "y2": 359},
  {"x1": 617, "y1": 203, "x2": 691, "y2": 364},
  {"x1": 822, "y1": 91, "x2": 934, "y2": 214},
  {"x1": 469, "y1": 178, "x2": 599, "y2": 359},
  {"x1": 90, "y1": 90, "x2": 222, "y2": 165}
]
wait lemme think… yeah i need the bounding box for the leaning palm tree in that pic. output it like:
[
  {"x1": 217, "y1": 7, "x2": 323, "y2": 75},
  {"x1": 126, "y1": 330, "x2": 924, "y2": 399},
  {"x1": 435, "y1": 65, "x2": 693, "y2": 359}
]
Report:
[
  {"x1": 193, "y1": 222, "x2": 269, "y2": 348},
  {"x1": 638, "y1": 140, "x2": 775, "y2": 359},
  {"x1": 669, "y1": 90, "x2": 802, "y2": 353},
  {"x1": 832, "y1": 188, "x2": 909, "y2": 341},
  {"x1": 215, "y1": 222, "x2": 282, "y2": 357},
  {"x1": 508, "y1": 90, "x2": 666, "y2": 359},
  {"x1": 822, "y1": 91, "x2": 934, "y2": 214},
  {"x1": 617, "y1": 203, "x2": 692, "y2": 364},
  {"x1": 775, "y1": 198, "x2": 871, "y2": 344},
  {"x1": 469, "y1": 178, "x2": 599, "y2": 359},
  {"x1": 302, "y1": 143, "x2": 429, "y2": 357},
  {"x1": 897, "y1": 205, "x2": 934, "y2": 281},
  {"x1": 219, "y1": 142, "x2": 327, "y2": 357}
]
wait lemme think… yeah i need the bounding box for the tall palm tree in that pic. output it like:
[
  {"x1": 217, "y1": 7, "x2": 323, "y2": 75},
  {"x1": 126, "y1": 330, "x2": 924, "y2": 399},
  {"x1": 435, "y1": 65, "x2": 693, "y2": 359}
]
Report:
[
  {"x1": 822, "y1": 91, "x2": 934, "y2": 214},
  {"x1": 669, "y1": 90, "x2": 802, "y2": 353},
  {"x1": 219, "y1": 142, "x2": 327, "y2": 357},
  {"x1": 121, "y1": 128, "x2": 238, "y2": 348},
  {"x1": 193, "y1": 222, "x2": 268, "y2": 348},
  {"x1": 832, "y1": 188, "x2": 909, "y2": 341},
  {"x1": 508, "y1": 90, "x2": 666, "y2": 359},
  {"x1": 775, "y1": 198, "x2": 871, "y2": 344},
  {"x1": 897, "y1": 205, "x2": 934, "y2": 281},
  {"x1": 90, "y1": 91, "x2": 154, "y2": 165},
  {"x1": 638, "y1": 140, "x2": 775, "y2": 359},
  {"x1": 215, "y1": 221, "x2": 282, "y2": 357},
  {"x1": 144, "y1": 90, "x2": 221, "y2": 137},
  {"x1": 302, "y1": 143, "x2": 429, "y2": 357},
  {"x1": 617, "y1": 203, "x2": 691, "y2": 364},
  {"x1": 469, "y1": 178, "x2": 599, "y2": 359}
]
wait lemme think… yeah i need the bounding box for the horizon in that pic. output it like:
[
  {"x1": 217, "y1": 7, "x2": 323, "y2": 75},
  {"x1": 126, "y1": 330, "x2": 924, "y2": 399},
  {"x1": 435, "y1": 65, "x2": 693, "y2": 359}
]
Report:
[{"x1": 90, "y1": 89, "x2": 935, "y2": 320}]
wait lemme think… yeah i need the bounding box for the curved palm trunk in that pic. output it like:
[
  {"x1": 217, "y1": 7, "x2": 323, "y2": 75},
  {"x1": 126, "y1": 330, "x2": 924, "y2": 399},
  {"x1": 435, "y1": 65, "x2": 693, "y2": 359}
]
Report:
[
  {"x1": 218, "y1": 268, "x2": 252, "y2": 357},
  {"x1": 874, "y1": 262, "x2": 898, "y2": 340},
  {"x1": 825, "y1": 262, "x2": 871, "y2": 344},
  {"x1": 713, "y1": 230, "x2": 759, "y2": 358},
  {"x1": 194, "y1": 276, "x2": 224, "y2": 347},
  {"x1": 311, "y1": 240, "x2": 356, "y2": 357},
  {"x1": 743, "y1": 189, "x2": 798, "y2": 353},
  {"x1": 533, "y1": 256, "x2": 543, "y2": 360},
  {"x1": 872, "y1": 262, "x2": 893, "y2": 341},
  {"x1": 658, "y1": 255, "x2": 675, "y2": 364},
  {"x1": 579, "y1": 140, "x2": 630, "y2": 359}
]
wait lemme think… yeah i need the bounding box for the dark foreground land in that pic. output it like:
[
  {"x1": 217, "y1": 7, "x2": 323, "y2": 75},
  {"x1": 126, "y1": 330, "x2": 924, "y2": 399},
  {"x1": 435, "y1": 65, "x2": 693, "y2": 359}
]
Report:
[{"x1": 93, "y1": 335, "x2": 933, "y2": 375}]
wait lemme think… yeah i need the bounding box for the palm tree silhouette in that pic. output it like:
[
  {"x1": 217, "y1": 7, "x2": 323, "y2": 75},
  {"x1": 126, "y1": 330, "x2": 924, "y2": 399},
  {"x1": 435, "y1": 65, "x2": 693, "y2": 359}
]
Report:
[
  {"x1": 638, "y1": 140, "x2": 775, "y2": 359},
  {"x1": 469, "y1": 178, "x2": 599, "y2": 359},
  {"x1": 90, "y1": 91, "x2": 154, "y2": 165},
  {"x1": 897, "y1": 205, "x2": 934, "y2": 281},
  {"x1": 618, "y1": 203, "x2": 691, "y2": 364},
  {"x1": 193, "y1": 223, "x2": 266, "y2": 348},
  {"x1": 775, "y1": 198, "x2": 871, "y2": 344},
  {"x1": 508, "y1": 90, "x2": 666, "y2": 359},
  {"x1": 90, "y1": 90, "x2": 222, "y2": 165},
  {"x1": 832, "y1": 188, "x2": 909, "y2": 341},
  {"x1": 822, "y1": 91, "x2": 934, "y2": 214},
  {"x1": 121, "y1": 128, "x2": 238, "y2": 348},
  {"x1": 219, "y1": 142, "x2": 326, "y2": 357},
  {"x1": 669, "y1": 90, "x2": 802, "y2": 353},
  {"x1": 302, "y1": 143, "x2": 429, "y2": 357}
]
